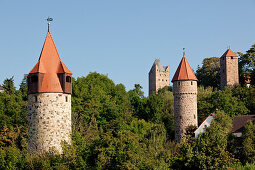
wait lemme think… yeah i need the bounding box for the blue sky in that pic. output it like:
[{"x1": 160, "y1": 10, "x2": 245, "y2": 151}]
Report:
[{"x1": 0, "y1": 0, "x2": 254, "y2": 96}]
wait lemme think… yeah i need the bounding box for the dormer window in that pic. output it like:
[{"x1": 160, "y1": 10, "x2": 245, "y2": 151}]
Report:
[
  {"x1": 66, "y1": 76, "x2": 71, "y2": 83},
  {"x1": 31, "y1": 75, "x2": 38, "y2": 83}
]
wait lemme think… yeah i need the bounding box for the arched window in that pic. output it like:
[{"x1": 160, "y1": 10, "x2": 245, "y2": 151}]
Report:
[
  {"x1": 66, "y1": 76, "x2": 71, "y2": 83},
  {"x1": 31, "y1": 75, "x2": 38, "y2": 83}
]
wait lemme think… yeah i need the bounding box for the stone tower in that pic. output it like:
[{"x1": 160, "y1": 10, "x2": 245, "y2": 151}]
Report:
[
  {"x1": 149, "y1": 59, "x2": 170, "y2": 95},
  {"x1": 220, "y1": 48, "x2": 239, "y2": 90},
  {"x1": 27, "y1": 26, "x2": 72, "y2": 154},
  {"x1": 172, "y1": 55, "x2": 198, "y2": 143}
]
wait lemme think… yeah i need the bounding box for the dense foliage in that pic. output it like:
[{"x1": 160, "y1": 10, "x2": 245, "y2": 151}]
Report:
[{"x1": 0, "y1": 44, "x2": 255, "y2": 169}]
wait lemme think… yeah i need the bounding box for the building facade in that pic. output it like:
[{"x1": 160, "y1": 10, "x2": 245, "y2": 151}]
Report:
[
  {"x1": 149, "y1": 59, "x2": 170, "y2": 95},
  {"x1": 27, "y1": 28, "x2": 72, "y2": 154},
  {"x1": 220, "y1": 49, "x2": 239, "y2": 90},
  {"x1": 172, "y1": 56, "x2": 198, "y2": 143}
]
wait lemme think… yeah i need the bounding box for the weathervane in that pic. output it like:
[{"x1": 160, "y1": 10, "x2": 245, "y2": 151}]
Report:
[
  {"x1": 46, "y1": 17, "x2": 53, "y2": 32},
  {"x1": 183, "y1": 48, "x2": 185, "y2": 57}
]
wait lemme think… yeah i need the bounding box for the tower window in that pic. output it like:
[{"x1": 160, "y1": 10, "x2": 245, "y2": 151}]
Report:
[
  {"x1": 162, "y1": 79, "x2": 164, "y2": 81},
  {"x1": 31, "y1": 75, "x2": 38, "y2": 83},
  {"x1": 178, "y1": 82, "x2": 181, "y2": 86},
  {"x1": 191, "y1": 81, "x2": 193, "y2": 85},
  {"x1": 231, "y1": 56, "x2": 234, "y2": 59},
  {"x1": 65, "y1": 96, "x2": 68, "y2": 102},
  {"x1": 66, "y1": 76, "x2": 71, "y2": 83},
  {"x1": 34, "y1": 96, "x2": 37, "y2": 102}
]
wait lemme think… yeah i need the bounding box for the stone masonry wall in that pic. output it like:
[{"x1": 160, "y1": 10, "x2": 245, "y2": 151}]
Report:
[
  {"x1": 149, "y1": 65, "x2": 170, "y2": 95},
  {"x1": 220, "y1": 56, "x2": 239, "y2": 90},
  {"x1": 28, "y1": 93, "x2": 71, "y2": 154},
  {"x1": 173, "y1": 80, "x2": 197, "y2": 143}
]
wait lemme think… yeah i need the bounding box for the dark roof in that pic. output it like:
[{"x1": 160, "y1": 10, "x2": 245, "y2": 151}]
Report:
[{"x1": 232, "y1": 115, "x2": 255, "y2": 133}]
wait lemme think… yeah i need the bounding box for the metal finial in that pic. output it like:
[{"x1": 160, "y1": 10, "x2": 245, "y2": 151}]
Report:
[
  {"x1": 46, "y1": 17, "x2": 53, "y2": 32},
  {"x1": 183, "y1": 48, "x2": 185, "y2": 57}
]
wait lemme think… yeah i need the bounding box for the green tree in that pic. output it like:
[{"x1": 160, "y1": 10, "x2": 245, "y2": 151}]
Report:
[
  {"x1": 196, "y1": 57, "x2": 220, "y2": 89},
  {"x1": 173, "y1": 111, "x2": 237, "y2": 169},
  {"x1": 3, "y1": 77, "x2": 15, "y2": 95},
  {"x1": 238, "y1": 44, "x2": 255, "y2": 86},
  {"x1": 242, "y1": 120, "x2": 255, "y2": 163}
]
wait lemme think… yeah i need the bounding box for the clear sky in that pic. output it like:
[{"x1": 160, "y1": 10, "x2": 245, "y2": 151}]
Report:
[{"x1": 0, "y1": 0, "x2": 254, "y2": 96}]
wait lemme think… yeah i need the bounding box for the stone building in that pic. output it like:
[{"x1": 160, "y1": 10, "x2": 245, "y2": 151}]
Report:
[
  {"x1": 148, "y1": 59, "x2": 170, "y2": 95},
  {"x1": 27, "y1": 26, "x2": 72, "y2": 154},
  {"x1": 172, "y1": 55, "x2": 198, "y2": 143},
  {"x1": 220, "y1": 48, "x2": 239, "y2": 90}
]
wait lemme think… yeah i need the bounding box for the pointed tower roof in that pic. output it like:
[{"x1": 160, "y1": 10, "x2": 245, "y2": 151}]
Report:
[
  {"x1": 171, "y1": 56, "x2": 197, "y2": 82},
  {"x1": 29, "y1": 31, "x2": 72, "y2": 92},
  {"x1": 221, "y1": 48, "x2": 238, "y2": 57}
]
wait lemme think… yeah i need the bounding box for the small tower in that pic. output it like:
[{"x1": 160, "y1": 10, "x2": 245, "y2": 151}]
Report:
[
  {"x1": 172, "y1": 55, "x2": 198, "y2": 143},
  {"x1": 220, "y1": 48, "x2": 239, "y2": 90},
  {"x1": 149, "y1": 59, "x2": 170, "y2": 95},
  {"x1": 27, "y1": 23, "x2": 72, "y2": 154}
]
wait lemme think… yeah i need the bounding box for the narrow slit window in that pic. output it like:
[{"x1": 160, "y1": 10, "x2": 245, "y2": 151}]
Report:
[
  {"x1": 65, "y1": 96, "x2": 68, "y2": 102},
  {"x1": 34, "y1": 96, "x2": 37, "y2": 102}
]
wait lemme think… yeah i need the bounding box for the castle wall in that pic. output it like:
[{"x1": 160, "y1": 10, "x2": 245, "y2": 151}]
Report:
[
  {"x1": 220, "y1": 56, "x2": 239, "y2": 90},
  {"x1": 149, "y1": 65, "x2": 170, "y2": 95},
  {"x1": 28, "y1": 93, "x2": 71, "y2": 154},
  {"x1": 173, "y1": 80, "x2": 197, "y2": 143}
]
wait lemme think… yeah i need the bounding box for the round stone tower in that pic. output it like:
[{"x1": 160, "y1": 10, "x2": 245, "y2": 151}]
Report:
[
  {"x1": 27, "y1": 25, "x2": 72, "y2": 154},
  {"x1": 172, "y1": 55, "x2": 198, "y2": 143}
]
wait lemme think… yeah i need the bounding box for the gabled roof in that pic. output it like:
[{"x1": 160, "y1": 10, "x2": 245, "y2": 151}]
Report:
[
  {"x1": 221, "y1": 49, "x2": 238, "y2": 58},
  {"x1": 171, "y1": 56, "x2": 197, "y2": 82},
  {"x1": 194, "y1": 113, "x2": 214, "y2": 134},
  {"x1": 29, "y1": 31, "x2": 72, "y2": 93},
  {"x1": 232, "y1": 115, "x2": 255, "y2": 133}
]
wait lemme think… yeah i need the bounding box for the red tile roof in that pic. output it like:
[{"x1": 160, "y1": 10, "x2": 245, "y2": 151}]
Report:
[
  {"x1": 221, "y1": 49, "x2": 238, "y2": 57},
  {"x1": 172, "y1": 56, "x2": 198, "y2": 82},
  {"x1": 29, "y1": 31, "x2": 72, "y2": 92}
]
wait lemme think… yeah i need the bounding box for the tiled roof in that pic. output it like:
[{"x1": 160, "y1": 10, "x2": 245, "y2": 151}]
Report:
[
  {"x1": 232, "y1": 115, "x2": 255, "y2": 133},
  {"x1": 221, "y1": 49, "x2": 238, "y2": 57},
  {"x1": 171, "y1": 56, "x2": 197, "y2": 82},
  {"x1": 29, "y1": 31, "x2": 72, "y2": 92}
]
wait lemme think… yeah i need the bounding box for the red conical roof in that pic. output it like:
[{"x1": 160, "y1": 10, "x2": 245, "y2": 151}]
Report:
[
  {"x1": 171, "y1": 56, "x2": 197, "y2": 82},
  {"x1": 221, "y1": 49, "x2": 238, "y2": 57},
  {"x1": 29, "y1": 31, "x2": 72, "y2": 92}
]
